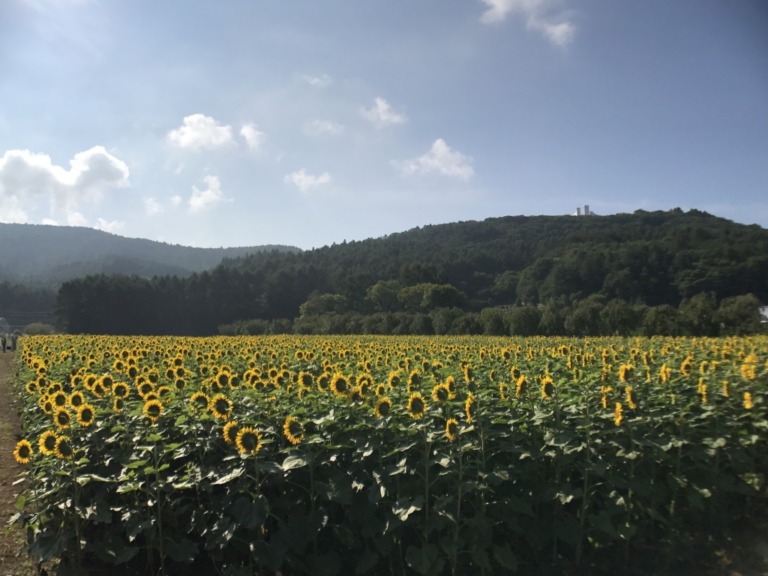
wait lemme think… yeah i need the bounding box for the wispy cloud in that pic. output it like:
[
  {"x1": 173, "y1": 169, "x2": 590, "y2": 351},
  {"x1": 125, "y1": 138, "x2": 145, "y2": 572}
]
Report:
[
  {"x1": 144, "y1": 197, "x2": 163, "y2": 216},
  {"x1": 303, "y1": 119, "x2": 344, "y2": 136},
  {"x1": 479, "y1": 0, "x2": 575, "y2": 47},
  {"x1": 300, "y1": 73, "x2": 332, "y2": 88},
  {"x1": 0, "y1": 146, "x2": 129, "y2": 224},
  {"x1": 188, "y1": 175, "x2": 227, "y2": 213},
  {"x1": 167, "y1": 114, "x2": 233, "y2": 151},
  {"x1": 361, "y1": 97, "x2": 407, "y2": 128},
  {"x1": 94, "y1": 217, "x2": 123, "y2": 234},
  {"x1": 284, "y1": 169, "x2": 331, "y2": 192},
  {"x1": 398, "y1": 139, "x2": 474, "y2": 181}
]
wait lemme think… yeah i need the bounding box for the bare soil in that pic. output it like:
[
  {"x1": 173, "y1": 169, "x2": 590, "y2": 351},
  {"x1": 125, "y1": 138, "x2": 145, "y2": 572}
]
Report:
[{"x1": 0, "y1": 352, "x2": 36, "y2": 576}]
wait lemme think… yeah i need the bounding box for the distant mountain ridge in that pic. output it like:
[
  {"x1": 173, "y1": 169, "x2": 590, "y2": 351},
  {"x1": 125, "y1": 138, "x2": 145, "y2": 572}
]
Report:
[{"x1": 0, "y1": 223, "x2": 300, "y2": 285}]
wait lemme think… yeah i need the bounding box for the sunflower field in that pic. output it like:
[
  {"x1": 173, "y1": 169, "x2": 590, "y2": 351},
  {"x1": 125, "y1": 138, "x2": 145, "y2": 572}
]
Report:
[{"x1": 11, "y1": 334, "x2": 768, "y2": 575}]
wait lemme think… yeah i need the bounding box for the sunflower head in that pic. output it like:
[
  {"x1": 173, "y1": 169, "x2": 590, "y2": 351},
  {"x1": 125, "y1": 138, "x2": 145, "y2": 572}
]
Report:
[
  {"x1": 432, "y1": 384, "x2": 449, "y2": 403},
  {"x1": 374, "y1": 397, "x2": 392, "y2": 419},
  {"x1": 54, "y1": 435, "x2": 74, "y2": 460},
  {"x1": 190, "y1": 391, "x2": 210, "y2": 411},
  {"x1": 143, "y1": 400, "x2": 163, "y2": 423},
  {"x1": 235, "y1": 426, "x2": 262, "y2": 455},
  {"x1": 541, "y1": 377, "x2": 555, "y2": 400},
  {"x1": 330, "y1": 373, "x2": 349, "y2": 398},
  {"x1": 112, "y1": 398, "x2": 125, "y2": 413},
  {"x1": 283, "y1": 416, "x2": 304, "y2": 445},
  {"x1": 77, "y1": 403, "x2": 96, "y2": 427},
  {"x1": 614, "y1": 402, "x2": 623, "y2": 426},
  {"x1": 53, "y1": 408, "x2": 71, "y2": 429},
  {"x1": 223, "y1": 420, "x2": 239, "y2": 444},
  {"x1": 407, "y1": 392, "x2": 427, "y2": 419},
  {"x1": 39, "y1": 430, "x2": 58, "y2": 456},
  {"x1": 445, "y1": 418, "x2": 459, "y2": 442},
  {"x1": 13, "y1": 440, "x2": 33, "y2": 464},
  {"x1": 210, "y1": 394, "x2": 233, "y2": 420},
  {"x1": 464, "y1": 393, "x2": 476, "y2": 423}
]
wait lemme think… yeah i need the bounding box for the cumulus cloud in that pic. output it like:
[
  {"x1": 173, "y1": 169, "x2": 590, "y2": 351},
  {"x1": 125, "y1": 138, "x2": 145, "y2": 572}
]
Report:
[
  {"x1": 0, "y1": 146, "x2": 129, "y2": 224},
  {"x1": 240, "y1": 123, "x2": 266, "y2": 150},
  {"x1": 303, "y1": 119, "x2": 344, "y2": 136},
  {"x1": 361, "y1": 97, "x2": 407, "y2": 128},
  {"x1": 479, "y1": 0, "x2": 575, "y2": 47},
  {"x1": 94, "y1": 217, "x2": 123, "y2": 234},
  {"x1": 167, "y1": 114, "x2": 233, "y2": 150},
  {"x1": 144, "y1": 197, "x2": 163, "y2": 216},
  {"x1": 399, "y1": 139, "x2": 474, "y2": 181},
  {"x1": 284, "y1": 169, "x2": 331, "y2": 192},
  {"x1": 189, "y1": 175, "x2": 226, "y2": 213}
]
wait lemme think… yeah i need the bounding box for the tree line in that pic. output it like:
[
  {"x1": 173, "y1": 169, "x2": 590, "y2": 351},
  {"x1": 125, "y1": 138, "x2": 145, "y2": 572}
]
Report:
[{"x1": 53, "y1": 209, "x2": 768, "y2": 337}]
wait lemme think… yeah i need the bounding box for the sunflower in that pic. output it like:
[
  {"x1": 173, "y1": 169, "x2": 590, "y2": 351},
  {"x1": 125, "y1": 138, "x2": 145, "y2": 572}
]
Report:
[
  {"x1": 680, "y1": 356, "x2": 693, "y2": 377},
  {"x1": 498, "y1": 382, "x2": 509, "y2": 401},
  {"x1": 223, "y1": 420, "x2": 239, "y2": 444},
  {"x1": 53, "y1": 407, "x2": 71, "y2": 429},
  {"x1": 143, "y1": 399, "x2": 163, "y2": 423},
  {"x1": 137, "y1": 381, "x2": 155, "y2": 398},
  {"x1": 618, "y1": 364, "x2": 634, "y2": 383},
  {"x1": 464, "y1": 393, "x2": 476, "y2": 423},
  {"x1": 77, "y1": 403, "x2": 96, "y2": 427},
  {"x1": 112, "y1": 381, "x2": 130, "y2": 398},
  {"x1": 112, "y1": 398, "x2": 124, "y2": 413},
  {"x1": 445, "y1": 418, "x2": 459, "y2": 442},
  {"x1": 722, "y1": 380, "x2": 729, "y2": 398},
  {"x1": 349, "y1": 386, "x2": 365, "y2": 403},
  {"x1": 210, "y1": 394, "x2": 233, "y2": 420},
  {"x1": 601, "y1": 386, "x2": 613, "y2": 410},
  {"x1": 744, "y1": 392, "x2": 753, "y2": 410},
  {"x1": 283, "y1": 416, "x2": 304, "y2": 445},
  {"x1": 54, "y1": 435, "x2": 74, "y2": 460},
  {"x1": 432, "y1": 383, "x2": 450, "y2": 403},
  {"x1": 13, "y1": 439, "x2": 33, "y2": 464},
  {"x1": 625, "y1": 386, "x2": 637, "y2": 410},
  {"x1": 51, "y1": 391, "x2": 68, "y2": 408},
  {"x1": 444, "y1": 375, "x2": 457, "y2": 398},
  {"x1": 68, "y1": 391, "x2": 85, "y2": 409},
  {"x1": 316, "y1": 373, "x2": 329, "y2": 392},
  {"x1": 330, "y1": 373, "x2": 349, "y2": 398},
  {"x1": 235, "y1": 426, "x2": 262, "y2": 455},
  {"x1": 408, "y1": 392, "x2": 427, "y2": 419},
  {"x1": 174, "y1": 378, "x2": 186, "y2": 391},
  {"x1": 39, "y1": 430, "x2": 58, "y2": 456},
  {"x1": 374, "y1": 397, "x2": 392, "y2": 419},
  {"x1": 190, "y1": 391, "x2": 210, "y2": 411},
  {"x1": 614, "y1": 402, "x2": 623, "y2": 426},
  {"x1": 541, "y1": 376, "x2": 555, "y2": 400}
]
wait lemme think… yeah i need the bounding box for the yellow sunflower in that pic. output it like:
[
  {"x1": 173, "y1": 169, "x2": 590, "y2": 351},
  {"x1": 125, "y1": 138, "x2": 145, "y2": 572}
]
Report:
[
  {"x1": 143, "y1": 399, "x2": 163, "y2": 423},
  {"x1": 112, "y1": 398, "x2": 124, "y2": 413},
  {"x1": 190, "y1": 391, "x2": 210, "y2": 411},
  {"x1": 374, "y1": 397, "x2": 392, "y2": 419},
  {"x1": 13, "y1": 439, "x2": 33, "y2": 464},
  {"x1": 541, "y1": 376, "x2": 555, "y2": 400},
  {"x1": 408, "y1": 392, "x2": 427, "y2": 419},
  {"x1": 222, "y1": 420, "x2": 239, "y2": 444},
  {"x1": 432, "y1": 383, "x2": 450, "y2": 403},
  {"x1": 235, "y1": 426, "x2": 262, "y2": 455},
  {"x1": 76, "y1": 403, "x2": 96, "y2": 427},
  {"x1": 54, "y1": 435, "x2": 74, "y2": 460},
  {"x1": 464, "y1": 392, "x2": 476, "y2": 423},
  {"x1": 112, "y1": 381, "x2": 130, "y2": 398},
  {"x1": 330, "y1": 373, "x2": 349, "y2": 398},
  {"x1": 53, "y1": 407, "x2": 71, "y2": 430},
  {"x1": 210, "y1": 394, "x2": 233, "y2": 420},
  {"x1": 445, "y1": 418, "x2": 459, "y2": 442},
  {"x1": 744, "y1": 392, "x2": 753, "y2": 410},
  {"x1": 614, "y1": 402, "x2": 623, "y2": 427},
  {"x1": 283, "y1": 416, "x2": 304, "y2": 445},
  {"x1": 625, "y1": 386, "x2": 637, "y2": 410},
  {"x1": 39, "y1": 430, "x2": 58, "y2": 456},
  {"x1": 68, "y1": 391, "x2": 85, "y2": 409}
]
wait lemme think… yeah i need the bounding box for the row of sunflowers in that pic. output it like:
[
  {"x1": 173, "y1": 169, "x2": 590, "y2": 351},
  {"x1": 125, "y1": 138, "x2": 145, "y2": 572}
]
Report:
[{"x1": 11, "y1": 334, "x2": 767, "y2": 575}]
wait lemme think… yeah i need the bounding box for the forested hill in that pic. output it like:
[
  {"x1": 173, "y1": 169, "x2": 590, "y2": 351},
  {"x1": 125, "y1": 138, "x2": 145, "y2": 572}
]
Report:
[
  {"x1": 56, "y1": 209, "x2": 768, "y2": 336},
  {"x1": 0, "y1": 223, "x2": 299, "y2": 284}
]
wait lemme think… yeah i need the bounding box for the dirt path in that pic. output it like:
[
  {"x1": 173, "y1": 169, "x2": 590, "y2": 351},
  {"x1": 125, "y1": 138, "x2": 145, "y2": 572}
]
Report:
[{"x1": 0, "y1": 352, "x2": 36, "y2": 576}]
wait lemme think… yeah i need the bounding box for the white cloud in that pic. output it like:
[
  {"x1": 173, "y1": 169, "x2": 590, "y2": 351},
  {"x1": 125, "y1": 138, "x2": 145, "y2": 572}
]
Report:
[
  {"x1": 0, "y1": 146, "x2": 129, "y2": 224},
  {"x1": 189, "y1": 175, "x2": 226, "y2": 213},
  {"x1": 144, "y1": 197, "x2": 163, "y2": 216},
  {"x1": 399, "y1": 139, "x2": 474, "y2": 181},
  {"x1": 300, "y1": 73, "x2": 332, "y2": 88},
  {"x1": 361, "y1": 97, "x2": 407, "y2": 128},
  {"x1": 167, "y1": 114, "x2": 233, "y2": 150},
  {"x1": 479, "y1": 0, "x2": 575, "y2": 47},
  {"x1": 240, "y1": 123, "x2": 266, "y2": 150},
  {"x1": 303, "y1": 119, "x2": 344, "y2": 136},
  {"x1": 94, "y1": 217, "x2": 123, "y2": 234},
  {"x1": 170, "y1": 195, "x2": 182, "y2": 207},
  {"x1": 284, "y1": 169, "x2": 331, "y2": 192}
]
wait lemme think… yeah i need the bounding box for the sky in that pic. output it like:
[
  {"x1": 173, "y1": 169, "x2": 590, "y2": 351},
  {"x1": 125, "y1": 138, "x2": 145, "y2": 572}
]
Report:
[{"x1": 1, "y1": 1, "x2": 767, "y2": 250}]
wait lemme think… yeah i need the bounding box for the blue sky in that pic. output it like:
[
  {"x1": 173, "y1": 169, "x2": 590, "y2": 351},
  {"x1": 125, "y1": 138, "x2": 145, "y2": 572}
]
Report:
[{"x1": 1, "y1": 0, "x2": 766, "y2": 250}]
